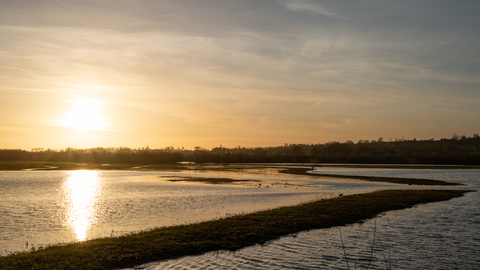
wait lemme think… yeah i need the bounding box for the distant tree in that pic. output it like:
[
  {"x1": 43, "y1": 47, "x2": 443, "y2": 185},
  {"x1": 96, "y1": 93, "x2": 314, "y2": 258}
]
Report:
[
  {"x1": 310, "y1": 147, "x2": 322, "y2": 157},
  {"x1": 291, "y1": 146, "x2": 303, "y2": 154},
  {"x1": 377, "y1": 137, "x2": 383, "y2": 142},
  {"x1": 254, "y1": 148, "x2": 267, "y2": 156},
  {"x1": 310, "y1": 158, "x2": 320, "y2": 170}
]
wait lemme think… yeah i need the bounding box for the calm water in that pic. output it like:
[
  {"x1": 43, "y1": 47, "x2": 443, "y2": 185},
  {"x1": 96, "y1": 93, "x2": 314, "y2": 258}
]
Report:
[
  {"x1": 0, "y1": 168, "x2": 391, "y2": 255},
  {"x1": 1, "y1": 168, "x2": 478, "y2": 269}
]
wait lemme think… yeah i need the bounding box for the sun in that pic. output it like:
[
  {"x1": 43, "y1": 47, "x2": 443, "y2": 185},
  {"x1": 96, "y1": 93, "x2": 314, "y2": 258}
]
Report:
[{"x1": 58, "y1": 99, "x2": 107, "y2": 130}]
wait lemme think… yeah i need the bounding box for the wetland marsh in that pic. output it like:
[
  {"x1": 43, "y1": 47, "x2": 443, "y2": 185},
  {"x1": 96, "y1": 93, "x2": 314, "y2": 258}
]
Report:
[{"x1": 0, "y1": 165, "x2": 477, "y2": 269}]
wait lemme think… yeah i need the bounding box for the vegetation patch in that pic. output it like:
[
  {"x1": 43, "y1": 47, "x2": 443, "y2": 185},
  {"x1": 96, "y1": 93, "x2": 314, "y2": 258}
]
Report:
[
  {"x1": 184, "y1": 165, "x2": 260, "y2": 171},
  {"x1": 0, "y1": 162, "x2": 187, "y2": 171},
  {"x1": 163, "y1": 176, "x2": 258, "y2": 184},
  {"x1": 311, "y1": 164, "x2": 480, "y2": 170},
  {"x1": 0, "y1": 190, "x2": 470, "y2": 270},
  {"x1": 280, "y1": 168, "x2": 463, "y2": 186},
  {"x1": 2, "y1": 134, "x2": 480, "y2": 166}
]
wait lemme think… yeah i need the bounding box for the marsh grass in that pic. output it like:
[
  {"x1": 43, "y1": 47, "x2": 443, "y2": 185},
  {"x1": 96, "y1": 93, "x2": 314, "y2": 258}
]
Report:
[
  {"x1": 0, "y1": 161, "x2": 187, "y2": 171},
  {"x1": 0, "y1": 189, "x2": 470, "y2": 270},
  {"x1": 2, "y1": 161, "x2": 479, "y2": 172},
  {"x1": 280, "y1": 168, "x2": 463, "y2": 186},
  {"x1": 308, "y1": 164, "x2": 480, "y2": 170},
  {"x1": 0, "y1": 161, "x2": 268, "y2": 172},
  {"x1": 162, "y1": 176, "x2": 259, "y2": 184},
  {"x1": 340, "y1": 221, "x2": 387, "y2": 270}
]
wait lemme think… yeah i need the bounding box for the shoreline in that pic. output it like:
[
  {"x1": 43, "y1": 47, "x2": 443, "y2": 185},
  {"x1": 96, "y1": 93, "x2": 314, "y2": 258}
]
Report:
[
  {"x1": 1, "y1": 162, "x2": 465, "y2": 188},
  {"x1": 279, "y1": 167, "x2": 464, "y2": 186},
  {"x1": 2, "y1": 161, "x2": 480, "y2": 172},
  {"x1": 0, "y1": 189, "x2": 471, "y2": 270}
]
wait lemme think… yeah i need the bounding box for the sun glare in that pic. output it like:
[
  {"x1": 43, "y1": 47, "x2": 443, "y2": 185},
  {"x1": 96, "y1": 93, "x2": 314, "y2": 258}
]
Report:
[
  {"x1": 59, "y1": 99, "x2": 107, "y2": 130},
  {"x1": 62, "y1": 170, "x2": 102, "y2": 241}
]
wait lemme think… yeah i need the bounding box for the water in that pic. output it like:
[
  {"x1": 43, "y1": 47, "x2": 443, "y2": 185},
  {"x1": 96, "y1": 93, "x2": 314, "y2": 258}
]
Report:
[
  {"x1": 0, "y1": 168, "x2": 385, "y2": 255},
  {"x1": 1, "y1": 168, "x2": 478, "y2": 269},
  {"x1": 127, "y1": 168, "x2": 479, "y2": 270}
]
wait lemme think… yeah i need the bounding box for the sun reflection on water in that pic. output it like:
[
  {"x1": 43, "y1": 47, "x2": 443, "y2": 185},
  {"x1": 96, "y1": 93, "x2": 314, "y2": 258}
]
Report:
[{"x1": 62, "y1": 170, "x2": 102, "y2": 241}]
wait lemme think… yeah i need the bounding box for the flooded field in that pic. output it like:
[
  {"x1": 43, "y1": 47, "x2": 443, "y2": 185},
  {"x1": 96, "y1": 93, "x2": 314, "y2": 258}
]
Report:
[
  {"x1": 1, "y1": 166, "x2": 478, "y2": 269},
  {"x1": 0, "y1": 167, "x2": 389, "y2": 255},
  {"x1": 128, "y1": 167, "x2": 479, "y2": 270}
]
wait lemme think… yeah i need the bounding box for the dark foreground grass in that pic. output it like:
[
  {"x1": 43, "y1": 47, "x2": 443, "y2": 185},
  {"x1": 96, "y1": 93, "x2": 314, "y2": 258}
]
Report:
[
  {"x1": 280, "y1": 168, "x2": 463, "y2": 186},
  {"x1": 0, "y1": 190, "x2": 470, "y2": 270}
]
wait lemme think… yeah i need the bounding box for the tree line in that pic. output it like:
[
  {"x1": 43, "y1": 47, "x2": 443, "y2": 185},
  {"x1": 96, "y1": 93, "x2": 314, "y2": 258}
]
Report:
[
  {"x1": 0, "y1": 147, "x2": 183, "y2": 164},
  {"x1": 1, "y1": 134, "x2": 479, "y2": 165}
]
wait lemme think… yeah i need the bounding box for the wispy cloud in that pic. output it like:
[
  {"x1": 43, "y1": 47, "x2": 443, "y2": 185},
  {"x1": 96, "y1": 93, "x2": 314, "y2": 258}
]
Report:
[
  {"x1": 0, "y1": 0, "x2": 479, "y2": 148},
  {"x1": 284, "y1": 0, "x2": 336, "y2": 17}
]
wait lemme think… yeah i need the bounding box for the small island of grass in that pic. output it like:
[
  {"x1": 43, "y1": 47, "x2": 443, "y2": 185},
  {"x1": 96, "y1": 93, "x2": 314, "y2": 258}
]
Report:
[
  {"x1": 164, "y1": 176, "x2": 257, "y2": 184},
  {"x1": 280, "y1": 168, "x2": 463, "y2": 186}
]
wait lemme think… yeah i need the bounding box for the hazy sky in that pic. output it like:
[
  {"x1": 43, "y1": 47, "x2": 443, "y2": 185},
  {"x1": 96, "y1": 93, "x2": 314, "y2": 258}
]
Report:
[{"x1": 1, "y1": 0, "x2": 479, "y2": 150}]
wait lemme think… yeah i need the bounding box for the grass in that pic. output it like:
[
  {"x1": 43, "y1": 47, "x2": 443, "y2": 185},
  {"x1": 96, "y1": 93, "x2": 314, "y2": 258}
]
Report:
[
  {"x1": 309, "y1": 164, "x2": 480, "y2": 170},
  {"x1": 280, "y1": 168, "x2": 463, "y2": 186},
  {"x1": 0, "y1": 189, "x2": 471, "y2": 270},
  {"x1": 339, "y1": 221, "x2": 386, "y2": 270},
  {"x1": 2, "y1": 160, "x2": 478, "y2": 174},
  {"x1": 0, "y1": 162, "x2": 187, "y2": 171},
  {"x1": 0, "y1": 161, "x2": 265, "y2": 172},
  {"x1": 163, "y1": 176, "x2": 258, "y2": 184},
  {"x1": 185, "y1": 165, "x2": 262, "y2": 171}
]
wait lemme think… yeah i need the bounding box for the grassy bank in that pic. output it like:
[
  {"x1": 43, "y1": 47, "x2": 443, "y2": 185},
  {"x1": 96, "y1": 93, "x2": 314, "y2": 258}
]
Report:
[
  {"x1": 164, "y1": 176, "x2": 258, "y2": 184},
  {"x1": 305, "y1": 164, "x2": 480, "y2": 170},
  {"x1": 5, "y1": 161, "x2": 480, "y2": 172},
  {"x1": 0, "y1": 161, "x2": 186, "y2": 171},
  {"x1": 280, "y1": 167, "x2": 463, "y2": 186},
  {"x1": 0, "y1": 189, "x2": 470, "y2": 270}
]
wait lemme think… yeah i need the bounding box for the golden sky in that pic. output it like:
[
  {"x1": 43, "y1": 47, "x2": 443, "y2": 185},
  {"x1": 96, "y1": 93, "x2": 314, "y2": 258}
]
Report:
[{"x1": 1, "y1": 1, "x2": 479, "y2": 150}]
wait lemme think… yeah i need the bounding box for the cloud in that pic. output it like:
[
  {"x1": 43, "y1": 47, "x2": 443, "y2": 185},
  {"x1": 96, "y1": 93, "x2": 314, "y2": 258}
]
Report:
[
  {"x1": 284, "y1": 0, "x2": 336, "y2": 17},
  {"x1": 1, "y1": 0, "x2": 480, "y2": 148}
]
